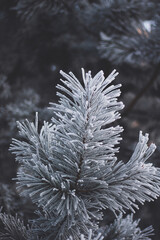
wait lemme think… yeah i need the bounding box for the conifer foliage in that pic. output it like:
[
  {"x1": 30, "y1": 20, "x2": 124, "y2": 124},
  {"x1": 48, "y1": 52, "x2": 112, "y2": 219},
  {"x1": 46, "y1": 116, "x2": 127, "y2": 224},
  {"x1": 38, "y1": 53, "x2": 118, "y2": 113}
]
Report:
[{"x1": 4, "y1": 69, "x2": 159, "y2": 239}]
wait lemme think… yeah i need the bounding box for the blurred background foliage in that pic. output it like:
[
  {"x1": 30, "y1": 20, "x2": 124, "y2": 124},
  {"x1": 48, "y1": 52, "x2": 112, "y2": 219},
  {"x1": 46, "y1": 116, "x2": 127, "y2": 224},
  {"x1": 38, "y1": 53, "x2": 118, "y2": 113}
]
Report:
[{"x1": 0, "y1": 0, "x2": 160, "y2": 239}]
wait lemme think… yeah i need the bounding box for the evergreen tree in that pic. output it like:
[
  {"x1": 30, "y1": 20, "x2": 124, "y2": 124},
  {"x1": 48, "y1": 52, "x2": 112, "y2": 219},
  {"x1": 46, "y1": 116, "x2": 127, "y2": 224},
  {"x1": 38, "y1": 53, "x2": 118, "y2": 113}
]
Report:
[
  {"x1": 0, "y1": 0, "x2": 160, "y2": 238},
  {"x1": 0, "y1": 69, "x2": 158, "y2": 239}
]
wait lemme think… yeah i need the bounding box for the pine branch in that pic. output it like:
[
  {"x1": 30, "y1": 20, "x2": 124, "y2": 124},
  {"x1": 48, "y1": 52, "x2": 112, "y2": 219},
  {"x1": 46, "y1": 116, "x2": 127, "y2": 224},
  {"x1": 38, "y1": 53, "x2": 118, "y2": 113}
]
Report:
[
  {"x1": 103, "y1": 214, "x2": 153, "y2": 240},
  {"x1": 0, "y1": 213, "x2": 30, "y2": 240},
  {"x1": 10, "y1": 69, "x2": 160, "y2": 239}
]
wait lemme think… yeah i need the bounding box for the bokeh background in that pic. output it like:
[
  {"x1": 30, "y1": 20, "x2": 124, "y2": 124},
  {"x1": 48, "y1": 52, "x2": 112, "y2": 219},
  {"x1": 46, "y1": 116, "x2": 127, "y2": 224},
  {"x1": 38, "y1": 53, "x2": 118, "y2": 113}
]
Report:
[{"x1": 0, "y1": 0, "x2": 160, "y2": 239}]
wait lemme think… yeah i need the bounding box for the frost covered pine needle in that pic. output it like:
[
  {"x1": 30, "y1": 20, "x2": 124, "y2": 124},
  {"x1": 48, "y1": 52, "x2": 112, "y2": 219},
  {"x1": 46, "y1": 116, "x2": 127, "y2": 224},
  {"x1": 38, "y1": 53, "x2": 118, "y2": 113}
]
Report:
[{"x1": 9, "y1": 69, "x2": 160, "y2": 239}]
